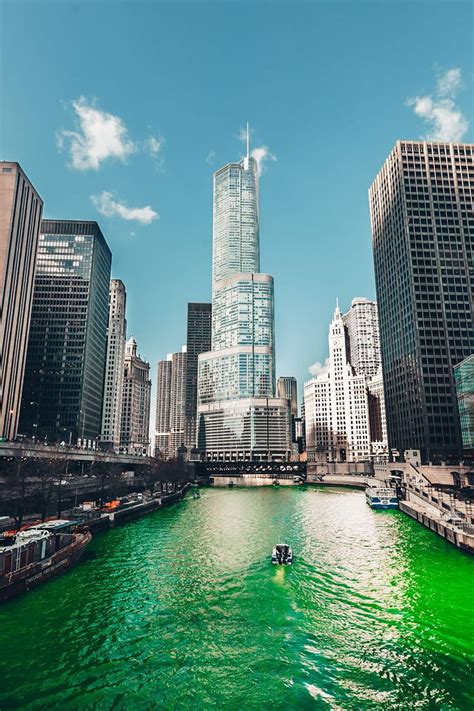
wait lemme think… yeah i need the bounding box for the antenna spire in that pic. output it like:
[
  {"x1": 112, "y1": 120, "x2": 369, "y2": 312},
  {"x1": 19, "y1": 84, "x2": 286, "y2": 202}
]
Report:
[{"x1": 246, "y1": 122, "x2": 250, "y2": 159}]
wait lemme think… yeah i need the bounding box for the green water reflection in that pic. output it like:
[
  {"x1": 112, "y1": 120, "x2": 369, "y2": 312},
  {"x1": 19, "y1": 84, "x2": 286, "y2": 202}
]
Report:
[{"x1": 1, "y1": 487, "x2": 473, "y2": 709}]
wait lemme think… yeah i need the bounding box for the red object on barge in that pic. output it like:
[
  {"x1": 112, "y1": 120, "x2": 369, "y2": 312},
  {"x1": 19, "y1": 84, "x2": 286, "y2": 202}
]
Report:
[{"x1": 0, "y1": 520, "x2": 91, "y2": 602}]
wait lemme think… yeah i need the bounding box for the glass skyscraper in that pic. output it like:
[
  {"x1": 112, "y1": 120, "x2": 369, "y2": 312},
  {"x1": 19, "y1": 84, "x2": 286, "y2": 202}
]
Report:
[
  {"x1": 197, "y1": 129, "x2": 290, "y2": 460},
  {"x1": 19, "y1": 220, "x2": 111, "y2": 444}
]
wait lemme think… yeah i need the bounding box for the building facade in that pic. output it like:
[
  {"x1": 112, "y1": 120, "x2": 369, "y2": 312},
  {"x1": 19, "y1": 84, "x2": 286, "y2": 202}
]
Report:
[
  {"x1": 120, "y1": 337, "x2": 151, "y2": 455},
  {"x1": 19, "y1": 220, "x2": 111, "y2": 444},
  {"x1": 304, "y1": 304, "x2": 371, "y2": 462},
  {"x1": 100, "y1": 280, "x2": 127, "y2": 451},
  {"x1": 343, "y1": 298, "x2": 381, "y2": 378},
  {"x1": 370, "y1": 141, "x2": 473, "y2": 461},
  {"x1": 185, "y1": 303, "x2": 211, "y2": 448},
  {"x1": 197, "y1": 128, "x2": 290, "y2": 461},
  {"x1": 454, "y1": 355, "x2": 473, "y2": 457},
  {"x1": 0, "y1": 162, "x2": 43, "y2": 440},
  {"x1": 169, "y1": 348, "x2": 187, "y2": 456},
  {"x1": 154, "y1": 355, "x2": 172, "y2": 458},
  {"x1": 277, "y1": 377, "x2": 298, "y2": 417},
  {"x1": 343, "y1": 297, "x2": 387, "y2": 455}
]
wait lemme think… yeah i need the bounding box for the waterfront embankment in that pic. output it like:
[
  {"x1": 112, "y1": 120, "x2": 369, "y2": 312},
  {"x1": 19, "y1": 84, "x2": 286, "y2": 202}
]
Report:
[{"x1": 400, "y1": 499, "x2": 474, "y2": 554}]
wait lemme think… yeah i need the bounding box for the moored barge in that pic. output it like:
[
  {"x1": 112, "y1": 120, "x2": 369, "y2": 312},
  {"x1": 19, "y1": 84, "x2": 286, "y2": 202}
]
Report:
[{"x1": 0, "y1": 520, "x2": 91, "y2": 603}]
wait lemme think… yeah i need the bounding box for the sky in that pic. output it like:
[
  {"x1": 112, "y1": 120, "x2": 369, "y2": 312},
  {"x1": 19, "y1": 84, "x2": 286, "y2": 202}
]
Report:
[{"x1": 1, "y1": 0, "x2": 473, "y2": 407}]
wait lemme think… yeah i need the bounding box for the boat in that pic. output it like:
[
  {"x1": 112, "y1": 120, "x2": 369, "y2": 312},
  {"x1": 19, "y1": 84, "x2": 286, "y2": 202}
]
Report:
[
  {"x1": 0, "y1": 520, "x2": 91, "y2": 603},
  {"x1": 272, "y1": 543, "x2": 293, "y2": 565},
  {"x1": 365, "y1": 487, "x2": 399, "y2": 510}
]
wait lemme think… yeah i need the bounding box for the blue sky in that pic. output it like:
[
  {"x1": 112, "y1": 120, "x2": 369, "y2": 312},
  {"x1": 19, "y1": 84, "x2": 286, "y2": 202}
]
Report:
[{"x1": 1, "y1": 0, "x2": 473, "y2": 404}]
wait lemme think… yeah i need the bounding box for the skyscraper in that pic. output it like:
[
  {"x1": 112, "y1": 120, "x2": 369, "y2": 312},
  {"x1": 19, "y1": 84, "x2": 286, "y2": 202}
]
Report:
[
  {"x1": 19, "y1": 220, "x2": 111, "y2": 443},
  {"x1": 277, "y1": 376, "x2": 299, "y2": 457},
  {"x1": 343, "y1": 297, "x2": 387, "y2": 455},
  {"x1": 343, "y1": 298, "x2": 381, "y2": 378},
  {"x1": 369, "y1": 141, "x2": 473, "y2": 461},
  {"x1": 169, "y1": 347, "x2": 187, "y2": 456},
  {"x1": 277, "y1": 377, "x2": 298, "y2": 417},
  {"x1": 197, "y1": 126, "x2": 290, "y2": 461},
  {"x1": 154, "y1": 355, "x2": 172, "y2": 458},
  {"x1": 185, "y1": 303, "x2": 211, "y2": 448},
  {"x1": 120, "y1": 336, "x2": 151, "y2": 455},
  {"x1": 100, "y1": 279, "x2": 127, "y2": 451},
  {"x1": 304, "y1": 304, "x2": 371, "y2": 462},
  {"x1": 0, "y1": 162, "x2": 43, "y2": 440}
]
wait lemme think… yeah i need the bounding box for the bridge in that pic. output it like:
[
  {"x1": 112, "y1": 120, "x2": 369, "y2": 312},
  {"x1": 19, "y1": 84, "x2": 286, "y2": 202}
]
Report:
[
  {"x1": 193, "y1": 460, "x2": 306, "y2": 478},
  {"x1": 0, "y1": 441, "x2": 154, "y2": 468}
]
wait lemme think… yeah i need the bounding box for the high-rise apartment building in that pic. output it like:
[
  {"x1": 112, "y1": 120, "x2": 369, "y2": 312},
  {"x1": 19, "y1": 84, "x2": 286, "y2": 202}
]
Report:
[
  {"x1": 185, "y1": 303, "x2": 211, "y2": 448},
  {"x1": 0, "y1": 163, "x2": 43, "y2": 440},
  {"x1": 454, "y1": 355, "x2": 473, "y2": 457},
  {"x1": 100, "y1": 280, "x2": 127, "y2": 451},
  {"x1": 304, "y1": 304, "x2": 371, "y2": 462},
  {"x1": 169, "y1": 347, "x2": 187, "y2": 456},
  {"x1": 197, "y1": 127, "x2": 290, "y2": 461},
  {"x1": 120, "y1": 336, "x2": 151, "y2": 455},
  {"x1": 370, "y1": 141, "x2": 473, "y2": 461},
  {"x1": 154, "y1": 355, "x2": 172, "y2": 458},
  {"x1": 19, "y1": 220, "x2": 111, "y2": 443}
]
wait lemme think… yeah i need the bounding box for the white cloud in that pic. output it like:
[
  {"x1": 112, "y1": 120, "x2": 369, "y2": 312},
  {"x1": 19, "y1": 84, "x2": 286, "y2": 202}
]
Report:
[
  {"x1": 91, "y1": 191, "x2": 158, "y2": 225},
  {"x1": 57, "y1": 97, "x2": 135, "y2": 170},
  {"x1": 407, "y1": 68, "x2": 469, "y2": 142},
  {"x1": 236, "y1": 125, "x2": 277, "y2": 175},
  {"x1": 144, "y1": 135, "x2": 164, "y2": 158},
  {"x1": 206, "y1": 150, "x2": 216, "y2": 164},
  {"x1": 251, "y1": 145, "x2": 277, "y2": 175},
  {"x1": 436, "y1": 68, "x2": 461, "y2": 98},
  {"x1": 308, "y1": 358, "x2": 330, "y2": 377}
]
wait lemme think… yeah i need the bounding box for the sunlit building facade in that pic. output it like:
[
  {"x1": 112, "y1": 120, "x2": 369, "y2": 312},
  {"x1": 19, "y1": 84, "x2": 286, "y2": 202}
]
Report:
[
  {"x1": 155, "y1": 355, "x2": 172, "y2": 458},
  {"x1": 304, "y1": 304, "x2": 371, "y2": 463},
  {"x1": 120, "y1": 336, "x2": 151, "y2": 455},
  {"x1": 0, "y1": 163, "x2": 43, "y2": 440},
  {"x1": 197, "y1": 129, "x2": 290, "y2": 460},
  {"x1": 100, "y1": 279, "x2": 127, "y2": 451}
]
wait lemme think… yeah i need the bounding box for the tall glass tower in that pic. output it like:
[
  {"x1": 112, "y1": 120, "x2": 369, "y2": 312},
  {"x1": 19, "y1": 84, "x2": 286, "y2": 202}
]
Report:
[{"x1": 197, "y1": 126, "x2": 290, "y2": 461}]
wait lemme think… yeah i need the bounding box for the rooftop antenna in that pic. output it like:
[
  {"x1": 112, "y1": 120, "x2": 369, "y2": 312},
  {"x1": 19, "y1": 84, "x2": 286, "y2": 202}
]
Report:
[{"x1": 246, "y1": 122, "x2": 250, "y2": 160}]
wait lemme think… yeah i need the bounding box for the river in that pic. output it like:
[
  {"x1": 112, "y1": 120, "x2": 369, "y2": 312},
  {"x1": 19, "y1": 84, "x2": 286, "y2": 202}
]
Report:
[{"x1": 1, "y1": 486, "x2": 473, "y2": 709}]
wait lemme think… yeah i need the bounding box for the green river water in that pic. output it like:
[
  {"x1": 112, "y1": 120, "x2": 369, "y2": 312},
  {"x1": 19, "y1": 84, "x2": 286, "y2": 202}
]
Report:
[{"x1": 1, "y1": 486, "x2": 473, "y2": 710}]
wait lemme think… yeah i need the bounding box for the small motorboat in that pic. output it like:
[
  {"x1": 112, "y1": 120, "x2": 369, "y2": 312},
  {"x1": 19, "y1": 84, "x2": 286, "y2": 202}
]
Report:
[{"x1": 272, "y1": 543, "x2": 293, "y2": 565}]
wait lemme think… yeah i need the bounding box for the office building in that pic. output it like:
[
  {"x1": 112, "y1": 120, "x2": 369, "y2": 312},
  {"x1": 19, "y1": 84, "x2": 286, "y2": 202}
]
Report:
[
  {"x1": 197, "y1": 126, "x2": 290, "y2": 460},
  {"x1": 343, "y1": 298, "x2": 381, "y2": 378},
  {"x1": 343, "y1": 297, "x2": 387, "y2": 455},
  {"x1": 370, "y1": 141, "x2": 473, "y2": 461},
  {"x1": 304, "y1": 304, "x2": 371, "y2": 462},
  {"x1": 0, "y1": 162, "x2": 43, "y2": 440},
  {"x1": 120, "y1": 336, "x2": 151, "y2": 455},
  {"x1": 19, "y1": 220, "x2": 111, "y2": 444},
  {"x1": 454, "y1": 355, "x2": 473, "y2": 456},
  {"x1": 154, "y1": 355, "x2": 172, "y2": 458},
  {"x1": 100, "y1": 280, "x2": 127, "y2": 451},
  {"x1": 185, "y1": 303, "x2": 211, "y2": 448}
]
